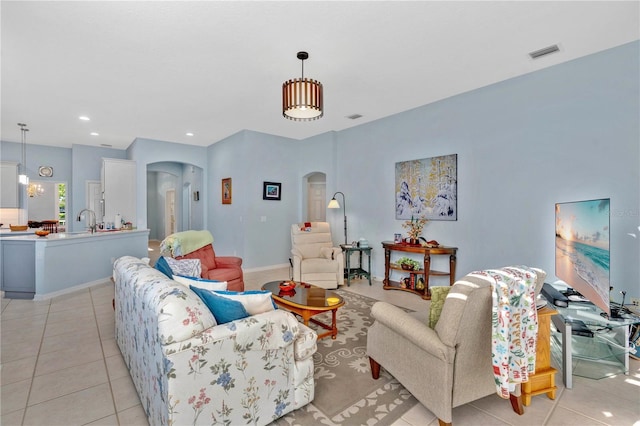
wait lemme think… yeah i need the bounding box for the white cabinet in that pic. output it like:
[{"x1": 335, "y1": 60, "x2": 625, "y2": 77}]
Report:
[
  {"x1": 101, "y1": 158, "x2": 136, "y2": 227},
  {"x1": 1, "y1": 161, "x2": 19, "y2": 208}
]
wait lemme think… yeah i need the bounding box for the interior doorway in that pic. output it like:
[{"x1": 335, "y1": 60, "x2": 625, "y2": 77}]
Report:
[
  {"x1": 146, "y1": 162, "x2": 203, "y2": 241},
  {"x1": 305, "y1": 172, "x2": 326, "y2": 222}
]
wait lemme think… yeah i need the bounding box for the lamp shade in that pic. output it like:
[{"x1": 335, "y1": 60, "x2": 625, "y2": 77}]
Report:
[
  {"x1": 282, "y1": 51, "x2": 323, "y2": 121},
  {"x1": 327, "y1": 191, "x2": 347, "y2": 245},
  {"x1": 282, "y1": 78, "x2": 323, "y2": 120}
]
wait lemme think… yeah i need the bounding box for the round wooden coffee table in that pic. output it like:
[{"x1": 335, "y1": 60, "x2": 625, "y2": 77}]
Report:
[{"x1": 262, "y1": 281, "x2": 344, "y2": 340}]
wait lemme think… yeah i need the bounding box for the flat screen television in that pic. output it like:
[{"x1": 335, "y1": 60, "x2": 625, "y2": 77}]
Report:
[{"x1": 555, "y1": 198, "x2": 610, "y2": 314}]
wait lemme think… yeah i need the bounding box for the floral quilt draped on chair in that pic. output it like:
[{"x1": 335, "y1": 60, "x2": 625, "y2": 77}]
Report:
[
  {"x1": 113, "y1": 256, "x2": 316, "y2": 426},
  {"x1": 470, "y1": 266, "x2": 539, "y2": 398}
]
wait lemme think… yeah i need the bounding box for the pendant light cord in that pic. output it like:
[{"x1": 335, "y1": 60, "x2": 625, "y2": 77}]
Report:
[{"x1": 18, "y1": 123, "x2": 29, "y2": 176}]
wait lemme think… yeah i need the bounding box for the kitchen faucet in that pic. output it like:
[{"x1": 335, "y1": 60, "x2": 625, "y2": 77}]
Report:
[{"x1": 77, "y1": 209, "x2": 97, "y2": 233}]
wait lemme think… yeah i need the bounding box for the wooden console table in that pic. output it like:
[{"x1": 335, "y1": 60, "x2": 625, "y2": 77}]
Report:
[
  {"x1": 522, "y1": 306, "x2": 558, "y2": 405},
  {"x1": 381, "y1": 241, "x2": 457, "y2": 300}
]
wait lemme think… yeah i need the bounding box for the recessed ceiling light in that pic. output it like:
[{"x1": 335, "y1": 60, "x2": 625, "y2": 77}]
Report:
[
  {"x1": 186, "y1": 132, "x2": 194, "y2": 136},
  {"x1": 100, "y1": 143, "x2": 112, "y2": 147},
  {"x1": 79, "y1": 116, "x2": 90, "y2": 121},
  {"x1": 90, "y1": 132, "x2": 99, "y2": 136},
  {"x1": 346, "y1": 114, "x2": 363, "y2": 120}
]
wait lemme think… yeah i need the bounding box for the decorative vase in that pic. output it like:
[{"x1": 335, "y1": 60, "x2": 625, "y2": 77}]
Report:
[
  {"x1": 416, "y1": 277, "x2": 425, "y2": 291},
  {"x1": 401, "y1": 263, "x2": 412, "y2": 270}
]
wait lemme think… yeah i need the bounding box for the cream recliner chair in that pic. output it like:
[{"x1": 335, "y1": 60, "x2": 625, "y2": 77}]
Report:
[{"x1": 291, "y1": 222, "x2": 344, "y2": 289}]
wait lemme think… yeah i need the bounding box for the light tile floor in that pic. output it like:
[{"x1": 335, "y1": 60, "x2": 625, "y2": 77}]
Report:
[{"x1": 2, "y1": 265, "x2": 639, "y2": 425}]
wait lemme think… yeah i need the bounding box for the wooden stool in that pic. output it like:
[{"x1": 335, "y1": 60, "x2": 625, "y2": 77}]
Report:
[{"x1": 522, "y1": 306, "x2": 558, "y2": 405}]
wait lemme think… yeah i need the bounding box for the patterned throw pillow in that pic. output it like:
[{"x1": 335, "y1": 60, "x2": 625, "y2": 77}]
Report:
[
  {"x1": 429, "y1": 286, "x2": 451, "y2": 328},
  {"x1": 165, "y1": 257, "x2": 202, "y2": 278}
]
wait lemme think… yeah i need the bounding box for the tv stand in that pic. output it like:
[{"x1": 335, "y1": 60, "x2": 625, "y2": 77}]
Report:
[{"x1": 546, "y1": 295, "x2": 640, "y2": 389}]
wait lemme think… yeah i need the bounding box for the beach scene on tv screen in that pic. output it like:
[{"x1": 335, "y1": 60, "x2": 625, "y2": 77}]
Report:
[{"x1": 555, "y1": 199, "x2": 610, "y2": 313}]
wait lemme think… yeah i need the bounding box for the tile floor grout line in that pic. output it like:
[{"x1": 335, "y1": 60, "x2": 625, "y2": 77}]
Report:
[
  {"x1": 20, "y1": 297, "x2": 51, "y2": 425},
  {"x1": 548, "y1": 400, "x2": 611, "y2": 426},
  {"x1": 541, "y1": 385, "x2": 564, "y2": 425},
  {"x1": 90, "y1": 285, "x2": 122, "y2": 425}
]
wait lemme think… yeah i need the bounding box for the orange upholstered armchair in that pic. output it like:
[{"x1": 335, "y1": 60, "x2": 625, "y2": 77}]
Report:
[
  {"x1": 175, "y1": 244, "x2": 244, "y2": 291},
  {"x1": 161, "y1": 230, "x2": 244, "y2": 291}
]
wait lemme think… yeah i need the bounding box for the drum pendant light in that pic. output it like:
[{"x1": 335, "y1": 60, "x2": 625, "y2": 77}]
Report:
[{"x1": 282, "y1": 51, "x2": 323, "y2": 121}]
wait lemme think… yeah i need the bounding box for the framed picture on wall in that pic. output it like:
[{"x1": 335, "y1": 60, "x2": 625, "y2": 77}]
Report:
[
  {"x1": 395, "y1": 153, "x2": 457, "y2": 220},
  {"x1": 222, "y1": 178, "x2": 232, "y2": 204},
  {"x1": 263, "y1": 181, "x2": 281, "y2": 201}
]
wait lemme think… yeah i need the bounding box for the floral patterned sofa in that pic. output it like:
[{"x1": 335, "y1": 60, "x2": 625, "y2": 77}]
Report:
[{"x1": 113, "y1": 256, "x2": 317, "y2": 426}]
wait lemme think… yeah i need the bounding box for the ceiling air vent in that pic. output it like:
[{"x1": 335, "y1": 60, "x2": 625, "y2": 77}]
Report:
[
  {"x1": 346, "y1": 114, "x2": 363, "y2": 120},
  {"x1": 529, "y1": 44, "x2": 560, "y2": 59}
]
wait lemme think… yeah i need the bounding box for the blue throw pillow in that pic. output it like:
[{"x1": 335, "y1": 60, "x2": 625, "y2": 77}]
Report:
[
  {"x1": 190, "y1": 285, "x2": 249, "y2": 324},
  {"x1": 155, "y1": 256, "x2": 174, "y2": 278}
]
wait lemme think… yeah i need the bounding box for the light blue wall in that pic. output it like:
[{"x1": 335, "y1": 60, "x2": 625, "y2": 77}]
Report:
[
  {"x1": 327, "y1": 41, "x2": 639, "y2": 299},
  {"x1": 207, "y1": 130, "x2": 301, "y2": 267},
  {"x1": 186, "y1": 163, "x2": 204, "y2": 231}
]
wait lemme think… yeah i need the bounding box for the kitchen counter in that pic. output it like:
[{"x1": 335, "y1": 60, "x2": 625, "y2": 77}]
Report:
[
  {"x1": 0, "y1": 228, "x2": 141, "y2": 241},
  {"x1": 0, "y1": 229, "x2": 37, "y2": 236},
  {"x1": 1, "y1": 229, "x2": 149, "y2": 299}
]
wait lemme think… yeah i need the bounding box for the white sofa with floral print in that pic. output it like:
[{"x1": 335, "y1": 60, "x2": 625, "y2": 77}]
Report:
[{"x1": 113, "y1": 256, "x2": 317, "y2": 426}]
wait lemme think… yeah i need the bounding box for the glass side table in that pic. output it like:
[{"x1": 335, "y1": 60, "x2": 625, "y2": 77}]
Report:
[
  {"x1": 545, "y1": 299, "x2": 640, "y2": 389},
  {"x1": 340, "y1": 244, "x2": 372, "y2": 286}
]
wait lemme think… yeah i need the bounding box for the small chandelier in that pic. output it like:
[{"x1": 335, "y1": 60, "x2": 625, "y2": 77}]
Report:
[
  {"x1": 27, "y1": 183, "x2": 44, "y2": 198},
  {"x1": 282, "y1": 51, "x2": 323, "y2": 121},
  {"x1": 18, "y1": 123, "x2": 29, "y2": 185}
]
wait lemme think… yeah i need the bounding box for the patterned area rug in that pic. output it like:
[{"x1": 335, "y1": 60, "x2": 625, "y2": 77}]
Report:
[{"x1": 274, "y1": 290, "x2": 418, "y2": 426}]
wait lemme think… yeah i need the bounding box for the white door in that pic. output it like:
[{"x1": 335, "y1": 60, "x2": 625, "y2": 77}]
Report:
[
  {"x1": 307, "y1": 182, "x2": 326, "y2": 222},
  {"x1": 165, "y1": 189, "x2": 176, "y2": 237}
]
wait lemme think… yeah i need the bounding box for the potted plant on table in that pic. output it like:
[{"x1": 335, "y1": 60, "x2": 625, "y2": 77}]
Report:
[
  {"x1": 402, "y1": 216, "x2": 428, "y2": 244},
  {"x1": 396, "y1": 256, "x2": 422, "y2": 271}
]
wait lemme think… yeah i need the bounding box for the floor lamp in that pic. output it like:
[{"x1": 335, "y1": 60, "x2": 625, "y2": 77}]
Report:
[{"x1": 328, "y1": 191, "x2": 347, "y2": 245}]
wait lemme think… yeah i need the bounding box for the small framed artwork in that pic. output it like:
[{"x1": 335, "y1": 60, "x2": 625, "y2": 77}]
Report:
[
  {"x1": 263, "y1": 181, "x2": 281, "y2": 201},
  {"x1": 222, "y1": 178, "x2": 232, "y2": 204}
]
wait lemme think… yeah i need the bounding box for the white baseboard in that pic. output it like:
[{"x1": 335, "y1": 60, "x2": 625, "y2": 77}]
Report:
[
  {"x1": 243, "y1": 263, "x2": 290, "y2": 274},
  {"x1": 33, "y1": 277, "x2": 111, "y2": 301}
]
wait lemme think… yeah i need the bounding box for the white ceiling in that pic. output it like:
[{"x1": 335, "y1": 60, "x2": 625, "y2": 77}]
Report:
[{"x1": 1, "y1": 1, "x2": 638, "y2": 149}]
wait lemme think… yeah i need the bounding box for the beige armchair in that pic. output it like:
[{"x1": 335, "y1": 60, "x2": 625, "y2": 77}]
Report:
[
  {"x1": 367, "y1": 268, "x2": 546, "y2": 426},
  {"x1": 291, "y1": 222, "x2": 344, "y2": 289}
]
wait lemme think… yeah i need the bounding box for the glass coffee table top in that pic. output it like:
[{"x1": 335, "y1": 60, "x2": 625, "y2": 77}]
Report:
[{"x1": 262, "y1": 281, "x2": 343, "y2": 309}]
